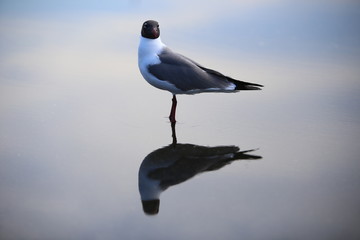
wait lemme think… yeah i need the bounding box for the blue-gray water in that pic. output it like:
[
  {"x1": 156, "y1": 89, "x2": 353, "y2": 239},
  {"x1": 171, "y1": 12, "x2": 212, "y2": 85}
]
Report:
[{"x1": 1, "y1": 1, "x2": 360, "y2": 239}]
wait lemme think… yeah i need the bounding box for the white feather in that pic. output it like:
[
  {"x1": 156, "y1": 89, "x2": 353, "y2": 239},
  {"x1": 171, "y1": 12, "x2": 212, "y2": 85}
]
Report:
[{"x1": 138, "y1": 37, "x2": 180, "y2": 93}]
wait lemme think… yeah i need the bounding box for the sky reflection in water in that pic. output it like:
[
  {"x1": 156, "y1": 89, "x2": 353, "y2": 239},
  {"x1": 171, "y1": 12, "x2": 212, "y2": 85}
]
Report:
[{"x1": 1, "y1": 0, "x2": 360, "y2": 239}]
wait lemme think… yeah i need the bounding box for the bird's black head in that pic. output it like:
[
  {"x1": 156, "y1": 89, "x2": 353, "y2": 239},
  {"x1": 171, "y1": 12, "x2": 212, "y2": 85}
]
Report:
[
  {"x1": 141, "y1": 20, "x2": 160, "y2": 39},
  {"x1": 142, "y1": 199, "x2": 160, "y2": 215}
]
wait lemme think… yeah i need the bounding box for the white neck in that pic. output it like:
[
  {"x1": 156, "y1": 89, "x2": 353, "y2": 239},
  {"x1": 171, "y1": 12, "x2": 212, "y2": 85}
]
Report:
[
  {"x1": 139, "y1": 173, "x2": 162, "y2": 201},
  {"x1": 138, "y1": 36, "x2": 166, "y2": 57}
]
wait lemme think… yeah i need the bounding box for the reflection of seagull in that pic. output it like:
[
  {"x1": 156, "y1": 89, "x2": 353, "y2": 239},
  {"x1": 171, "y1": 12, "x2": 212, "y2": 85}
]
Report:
[
  {"x1": 138, "y1": 20, "x2": 263, "y2": 123},
  {"x1": 138, "y1": 144, "x2": 261, "y2": 215}
]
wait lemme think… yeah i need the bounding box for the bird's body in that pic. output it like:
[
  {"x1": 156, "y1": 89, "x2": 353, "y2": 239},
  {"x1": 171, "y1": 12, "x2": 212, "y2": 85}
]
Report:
[
  {"x1": 138, "y1": 20, "x2": 263, "y2": 122},
  {"x1": 138, "y1": 36, "x2": 180, "y2": 93}
]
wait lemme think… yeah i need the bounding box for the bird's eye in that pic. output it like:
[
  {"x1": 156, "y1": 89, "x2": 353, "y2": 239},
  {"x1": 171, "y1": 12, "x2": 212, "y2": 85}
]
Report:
[{"x1": 143, "y1": 23, "x2": 148, "y2": 28}]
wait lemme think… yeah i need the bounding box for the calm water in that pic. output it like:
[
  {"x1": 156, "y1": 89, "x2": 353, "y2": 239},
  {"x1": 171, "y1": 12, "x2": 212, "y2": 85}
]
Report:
[{"x1": 1, "y1": 1, "x2": 360, "y2": 239}]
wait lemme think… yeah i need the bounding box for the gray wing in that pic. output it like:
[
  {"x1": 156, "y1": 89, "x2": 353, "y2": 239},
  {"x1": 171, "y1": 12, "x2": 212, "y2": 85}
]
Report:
[{"x1": 148, "y1": 47, "x2": 233, "y2": 92}]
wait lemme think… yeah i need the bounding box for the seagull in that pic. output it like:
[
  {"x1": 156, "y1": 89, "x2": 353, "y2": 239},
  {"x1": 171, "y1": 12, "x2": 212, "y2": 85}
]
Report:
[
  {"x1": 138, "y1": 143, "x2": 262, "y2": 215},
  {"x1": 138, "y1": 20, "x2": 263, "y2": 123}
]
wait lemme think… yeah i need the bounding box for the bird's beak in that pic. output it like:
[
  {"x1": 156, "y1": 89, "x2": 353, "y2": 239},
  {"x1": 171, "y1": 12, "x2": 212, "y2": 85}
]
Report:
[{"x1": 151, "y1": 28, "x2": 159, "y2": 38}]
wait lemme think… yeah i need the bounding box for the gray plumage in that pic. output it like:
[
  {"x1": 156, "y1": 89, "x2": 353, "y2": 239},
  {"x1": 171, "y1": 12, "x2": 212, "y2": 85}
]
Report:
[{"x1": 148, "y1": 47, "x2": 262, "y2": 93}]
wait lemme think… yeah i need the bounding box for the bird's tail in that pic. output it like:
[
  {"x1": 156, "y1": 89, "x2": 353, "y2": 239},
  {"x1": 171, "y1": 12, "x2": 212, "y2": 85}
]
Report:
[
  {"x1": 227, "y1": 78, "x2": 263, "y2": 90},
  {"x1": 196, "y1": 64, "x2": 263, "y2": 91}
]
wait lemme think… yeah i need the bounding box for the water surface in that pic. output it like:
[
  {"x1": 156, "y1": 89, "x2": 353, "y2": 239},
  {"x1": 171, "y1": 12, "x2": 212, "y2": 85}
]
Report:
[{"x1": 1, "y1": 1, "x2": 360, "y2": 239}]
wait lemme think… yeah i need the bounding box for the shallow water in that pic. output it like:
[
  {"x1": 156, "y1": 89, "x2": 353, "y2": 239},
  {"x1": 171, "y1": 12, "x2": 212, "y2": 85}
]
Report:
[{"x1": 1, "y1": 1, "x2": 360, "y2": 239}]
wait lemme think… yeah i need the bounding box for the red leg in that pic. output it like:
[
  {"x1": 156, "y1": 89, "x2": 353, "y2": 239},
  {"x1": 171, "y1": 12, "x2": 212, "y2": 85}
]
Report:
[{"x1": 169, "y1": 95, "x2": 177, "y2": 123}]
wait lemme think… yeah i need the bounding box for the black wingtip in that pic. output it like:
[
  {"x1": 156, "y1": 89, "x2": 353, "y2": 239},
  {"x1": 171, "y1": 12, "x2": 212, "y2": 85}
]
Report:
[
  {"x1": 228, "y1": 79, "x2": 264, "y2": 91},
  {"x1": 242, "y1": 85, "x2": 263, "y2": 91}
]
